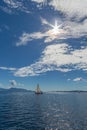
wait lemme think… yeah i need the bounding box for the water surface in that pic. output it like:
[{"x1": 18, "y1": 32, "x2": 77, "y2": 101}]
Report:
[{"x1": 0, "y1": 92, "x2": 87, "y2": 130}]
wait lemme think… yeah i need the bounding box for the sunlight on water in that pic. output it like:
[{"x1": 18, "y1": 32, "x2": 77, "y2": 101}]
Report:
[{"x1": 0, "y1": 93, "x2": 87, "y2": 130}]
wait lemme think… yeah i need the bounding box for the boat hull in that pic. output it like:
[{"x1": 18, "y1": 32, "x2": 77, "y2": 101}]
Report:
[{"x1": 35, "y1": 92, "x2": 43, "y2": 94}]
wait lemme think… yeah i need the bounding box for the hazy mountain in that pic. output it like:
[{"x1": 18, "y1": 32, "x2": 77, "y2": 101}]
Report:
[{"x1": 0, "y1": 87, "x2": 33, "y2": 93}]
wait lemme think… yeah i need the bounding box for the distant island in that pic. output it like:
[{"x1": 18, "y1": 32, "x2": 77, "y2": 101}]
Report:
[
  {"x1": 0, "y1": 87, "x2": 34, "y2": 93},
  {"x1": 47, "y1": 90, "x2": 87, "y2": 93}
]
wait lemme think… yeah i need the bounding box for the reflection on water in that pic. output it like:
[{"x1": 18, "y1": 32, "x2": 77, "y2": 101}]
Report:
[{"x1": 0, "y1": 92, "x2": 87, "y2": 130}]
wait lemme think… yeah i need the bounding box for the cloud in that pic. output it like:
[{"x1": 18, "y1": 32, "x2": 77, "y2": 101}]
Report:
[
  {"x1": 3, "y1": 0, "x2": 22, "y2": 9},
  {"x1": 9, "y1": 80, "x2": 24, "y2": 87},
  {"x1": 1, "y1": 0, "x2": 87, "y2": 18},
  {"x1": 49, "y1": 0, "x2": 87, "y2": 19},
  {"x1": 16, "y1": 32, "x2": 46, "y2": 46},
  {"x1": 31, "y1": 0, "x2": 48, "y2": 6},
  {"x1": 0, "y1": 66, "x2": 16, "y2": 71},
  {"x1": 1, "y1": 0, "x2": 30, "y2": 14},
  {"x1": 68, "y1": 77, "x2": 87, "y2": 82},
  {"x1": 66, "y1": 20, "x2": 87, "y2": 38},
  {"x1": 14, "y1": 43, "x2": 87, "y2": 77},
  {"x1": 16, "y1": 16, "x2": 87, "y2": 46},
  {"x1": 32, "y1": 0, "x2": 47, "y2": 3},
  {"x1": 32, "y1": 0, "x2": 87, "y2": 19},
  {"x1": 73, "y1": 77, "x2": 87, "y2": 82},
  {"x1": 16, "y1": 18, "x2": 67, "y2": 46},
  {"x1": 1, "y1": 43, "x2": 87, "y2": 77},
  {"x1": 9, "y1": 80, "x2": 17, "y2": 86},
  {"x1": 0, "y1": 24, "x2": 10, "y2": 32},
  {"x1": 16, "y1": 31, "x2": 60, "y2": 46},
  {"x1": 73, "y1": 77, "x2": 83, "y2": 82}
]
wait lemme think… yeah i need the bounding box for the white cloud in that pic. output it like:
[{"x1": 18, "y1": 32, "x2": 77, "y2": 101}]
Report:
[
  {"x1": 73, "y1": 77, "x2": 87, "y2": 82},
  {"x1": 31, "y1": 0, "x2": 87, "y2": 19},
  {"x1": 3, "y1": 0, "x2": 22, "y2": 9},
  {"x1": 32, "y1": 0, "x2": 46, "y2": 3},
  {"x1": 66, "y1": 20, "x2": 87, "y2": 38},
  {"x1": 33, "y1": 0, "x2": 87, "y2": 19},
  {"x1": 0, "y1": 66, "x2": 16, "y2": 71},
  {"x1": 1, "y1": 0, "x2": 30, "y2": 14},
  {"x1": 73, "y1": 77, "x2": 84, "y2": 82},
  {"x1": 16, "y1": 17, "x2": 87, "y2": 46},
  {"x1": 16, "y1": 18, "x2": 67, "y2": 46},
  {"x1": 49, "y1": 0, "x2": 87, "y2": 19},
  {"x1": 9, "y1": 80, "x2": 24, "y2": 87},
  {"x1": 31, "y1": 0, "x2": 48, "y2": 6},
  {"x1": 9, "y1": 80, "x2": 17, "y2": 86},
  {"x1": 1, "y1": 0, "x2": 87, "y2": 18},
  {"x1": 14, "y1": 43, "x2": 87, "y2": 77},
  {"x1": 16, "y1": 32, "x2": 45, "y2": 46}
]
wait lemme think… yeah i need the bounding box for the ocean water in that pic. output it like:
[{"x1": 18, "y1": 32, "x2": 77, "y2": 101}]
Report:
[{"x1": 0, "y1": 92, "x2": 87, "y2": 130}]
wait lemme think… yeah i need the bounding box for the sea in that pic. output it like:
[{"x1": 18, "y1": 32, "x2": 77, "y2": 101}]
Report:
[{"x1": 0, "y1": 92, "x2": 87, "y2": 130}]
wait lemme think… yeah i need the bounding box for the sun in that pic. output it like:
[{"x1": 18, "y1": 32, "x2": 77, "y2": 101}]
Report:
[
  {"x1": 51, "y1": 21, "x2": 61, "y2": 35},
  {"x1": 47, "y1": 20, "x2": 64, "y2": 36}
]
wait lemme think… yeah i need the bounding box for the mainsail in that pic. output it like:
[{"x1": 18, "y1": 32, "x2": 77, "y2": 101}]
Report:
[{"x1": 35, "y1": 84, "x2": 43, "y2": 94}]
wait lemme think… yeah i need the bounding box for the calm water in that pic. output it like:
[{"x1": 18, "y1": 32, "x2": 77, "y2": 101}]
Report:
[{"x1": 0, "y1": 92, "x2": 87, "y2": 130}]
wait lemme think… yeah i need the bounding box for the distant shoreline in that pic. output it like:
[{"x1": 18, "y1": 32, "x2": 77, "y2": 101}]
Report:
[{"x1": 0, "y1": 87, "x2": 87, "y2": 93}]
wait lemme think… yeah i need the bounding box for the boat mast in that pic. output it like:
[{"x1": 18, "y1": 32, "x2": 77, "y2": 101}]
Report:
[{"x1": 36, "y1": 84, "x2": 41, "y2": 93}]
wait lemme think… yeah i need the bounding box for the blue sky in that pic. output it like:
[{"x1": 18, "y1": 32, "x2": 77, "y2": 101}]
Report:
[{"x1": 0, "y1": 0, "x2": 87, "y2": 91}]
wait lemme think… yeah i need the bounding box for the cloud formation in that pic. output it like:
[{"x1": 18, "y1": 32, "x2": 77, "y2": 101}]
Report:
[
  {"x1": 1, "y1": 0, "x2": 87, "y2": 19},
  {"x1": 9, "y1": 80, "x2": 24, "y2": 87},
  {"x1": 16, "y1": 16, "x2": 87, "y2": 46},
  {"x1": 0, "y1": 0, "x2": 30, "y2": 14},
  {"x1": 73, "y1": 77, "x2": 83, "y2": 82},
  {"x1": 1, "y1": 0, "x2": 87, "y2": 78},
  {"x1": 14, "y1": 43, "x2": 87, "y2": 77},
  {"x1": 49, "y1": 0, "x2": 87, "y2": 19},
  {"x1": 32, "y1": 0, "x2": 87, "y2": 19},
  {"x1": 9, "y1": 80, "x2": 17, "y2": 86}
]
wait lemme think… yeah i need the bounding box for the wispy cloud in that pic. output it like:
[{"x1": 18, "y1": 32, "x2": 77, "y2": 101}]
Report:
[
  {"x1": 73, "y1": 77, "x2": 83, "y2": 82},
  {"x1": 0, "y1": 24, "x2": 10, "y2": 32},
  {"x1": 67, "y1": 77, "x2": 87, "y2": 82},
  {"x1": 14, "y1": 43, "x2": 87, "y2": 77},
  {"x1": 1, "y1": 0, "x2": 30, "y2": 14},
  {"x1": 16, "y1": 32, "x2": 46, "y2": 46},
  {"x1": 16, "y1": 18, "x2": 67, "y2": 46},
  {"x1": 32, "y1": 0, "x2": 47, "y2": 3},
  {"x1": 0, "y1": 66, "x2": 16, "y2": 71},
  {"x1": 3, "y1": 0, "x2": 22, "y2": 8},
  {"x1": 16, "y1": 16, "x2": 87, "y2": 46},
  {"x1": 9, "y1": 80, "x2": 17, "y2": 86},
  {"x1": 0, "y1": 6, "x2": 12, "y2": 14},
  {"x1": 9, "y1": 80, "x2": 24, "y2": 87}
]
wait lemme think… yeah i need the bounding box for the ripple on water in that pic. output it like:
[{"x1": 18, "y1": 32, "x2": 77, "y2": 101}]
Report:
[{"x1": 0, "y1": 93, "x2": 87, "y2": 130}]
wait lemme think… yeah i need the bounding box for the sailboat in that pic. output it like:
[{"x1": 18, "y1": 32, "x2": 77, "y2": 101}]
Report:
[{"x1": 35, "y1": 84, "x2": 43, "y2": 94}]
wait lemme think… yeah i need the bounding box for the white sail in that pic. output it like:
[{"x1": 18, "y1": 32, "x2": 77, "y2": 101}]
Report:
[{"x1": 35, "y1": 84, "x2": 43, "y2": 94}]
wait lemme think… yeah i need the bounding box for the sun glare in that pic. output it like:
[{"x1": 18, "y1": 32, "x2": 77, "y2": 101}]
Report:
[{"x1": 48, "y1": 20, "x2": 64, "y2": 36}]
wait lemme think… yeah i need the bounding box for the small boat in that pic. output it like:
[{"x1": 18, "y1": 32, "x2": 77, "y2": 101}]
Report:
[{"x1": 35, "y1": 84, "x2": 43, "y2": 94}]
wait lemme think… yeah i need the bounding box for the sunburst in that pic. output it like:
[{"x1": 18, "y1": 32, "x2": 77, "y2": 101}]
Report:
[
  {"x1": 51, "y1": 20, "x2": 62, "y2": 35},
  {"x1": 47, "y1": 20, "x2": 64, "y2": 36}
]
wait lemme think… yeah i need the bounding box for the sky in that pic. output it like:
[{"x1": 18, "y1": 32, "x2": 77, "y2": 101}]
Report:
[{"x1": 0, "y1": 0, "x2": 87, "y2": 91}]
